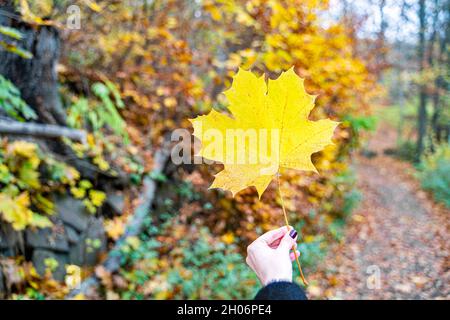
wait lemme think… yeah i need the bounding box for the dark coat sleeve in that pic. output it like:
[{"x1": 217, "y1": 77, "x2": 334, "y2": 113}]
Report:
[{"x1": 254, "y1": 281, "x2": 308, "y2": 300}]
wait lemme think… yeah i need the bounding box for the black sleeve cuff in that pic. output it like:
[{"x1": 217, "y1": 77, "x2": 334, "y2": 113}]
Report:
[{"x1": 254, "y1": 281, "x2": 308, "y2": 300}]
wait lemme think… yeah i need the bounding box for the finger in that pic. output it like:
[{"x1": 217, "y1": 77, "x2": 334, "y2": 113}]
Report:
[
  {"x1": 245, "y1": 255, "x2": 253, "y2": 269},
  {"x1": 269, "y1": 235, "x2": 298, "y2": 249},
  {"x1": 277, "y1": 228, "x2": 297, "y2": 253},
  {"x1": 258, "y1": 226, "x2": 292, "y2": 244},
  {"x1": 247, "y1": 239, "x2": 264, "y2": 255},
  {"x1": 290, "y1": 250, "x2": 300, "y2": 261}
]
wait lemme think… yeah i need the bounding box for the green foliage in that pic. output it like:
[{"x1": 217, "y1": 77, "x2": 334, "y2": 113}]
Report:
[
  {"x1": 394, "y1": 140, "x2": 417, "y2": 162},
  {"x1": 176, "y1": 181, "x2": 200, "y2": 201},
  {"x1": 24, "y1": 288, "x2": 46, "y2": 300},
  {"x1": 0, "y1": 26, "x2": 33, "y2": 59},
  {"x1": 114, "y1": 217, "x2": 258, "y2": 299},
  {"x1": 66, "y1": 98, "x2": 89, "y2": 129},
  {"x1": 0, "y1": 75, "x2": 37, "y2": 121},
  {"x1": 344, "y1": 114, "x2": 377, "y2": 134},
  {"x1": 437, "y1": 93, "x2": 450, "y2": 127},
  {"x1": 297, "y1": 238, "x2": 327, "y2": 269},
  {"x1": 44, "y1": 257, "x2": 59, "y2": 272},
  {"x1": 149, "y1": 171, "x2": 168, "y2": 183},
  {"x1": 67, "y1": 81, "x2": 129, "y2": 144},
  {"x1": 91, "y1": 82, "x2": 128, "y2": 143},
  {"x1": 167, "y1": 228, "x2": 258, "y2": 299},
  {"x1": 0, "y1": 26, "x2": 23, "y2": 40},
  {"x1": 344, "y1": 114, "x2": 377, "y2": 150},
  {"x1": 417, "y1": 144, "x2": 450, "y2": 207},
  {"x1": 65, "y1": 80, "x2": 136, "y2": 178},
  {"x1": 342, "y1": 189, "x2": 363, "y2": 217}
]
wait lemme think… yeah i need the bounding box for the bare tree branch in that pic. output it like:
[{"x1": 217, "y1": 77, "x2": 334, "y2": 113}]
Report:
[{"x1": 0, "y1": 120, "x2": 87, "y2": 143}]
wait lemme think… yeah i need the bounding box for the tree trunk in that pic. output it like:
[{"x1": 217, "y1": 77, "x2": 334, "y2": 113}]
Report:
[
  {"x1": 432, "y1": 0, "x2": 450, "y2": 142},
  {"x1": 427, "y1": 0, "x2": 439, "y2": 151},
  {"x1": 0, "y1": 1, "x2": 66, "y2": 125},
  {"x1": 416, "y1": 0, "x2": 428, "y2": 162},
  {"x1": 376, "y1": 0, "x2": 388, "y2": 73},
  {"x1": 0, "y1": 1, "x2": 127, "y2": 183}
]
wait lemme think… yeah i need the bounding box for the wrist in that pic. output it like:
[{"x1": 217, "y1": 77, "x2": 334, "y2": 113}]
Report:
[{"x1": 263, "y1": 277, "x2": 292, "y2": 286}]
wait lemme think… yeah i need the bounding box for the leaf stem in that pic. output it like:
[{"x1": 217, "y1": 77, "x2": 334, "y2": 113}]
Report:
[{"x1": 276, "y1": 173, "x2": 309, "y2": 286}]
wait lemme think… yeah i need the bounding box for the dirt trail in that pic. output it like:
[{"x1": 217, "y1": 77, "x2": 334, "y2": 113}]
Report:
[{"x1": 308, "y1": 124, "x2": 449, "y2": 300}]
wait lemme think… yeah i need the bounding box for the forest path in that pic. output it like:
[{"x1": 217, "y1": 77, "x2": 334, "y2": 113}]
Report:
[{"x1": 307, "y1": 123, "x2": 449, "y2": 300}]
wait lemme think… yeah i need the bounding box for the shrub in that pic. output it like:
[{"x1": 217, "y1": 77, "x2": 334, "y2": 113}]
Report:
[
  {"x1": 417, "y1": 144, "x2": 450, "y2": 207},
  {"x1": 114, "y1": 220, "x2": 258, "y2": 300},
  {"x1": 396, "y1": 140, "x2": 418, "y2": 162},
  {"x1": 0, "y1": 75, "x2": 37, "y2": 121},
  {"x1": 166, "y1": 228, "x2": 258, "y2": 299}
]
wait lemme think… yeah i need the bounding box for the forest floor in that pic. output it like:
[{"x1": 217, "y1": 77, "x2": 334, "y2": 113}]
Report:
[{"x1": 307, "y1": 123, "x2": 450, "y2": 300}]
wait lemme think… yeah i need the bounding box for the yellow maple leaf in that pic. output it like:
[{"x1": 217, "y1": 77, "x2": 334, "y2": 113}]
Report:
[{"x1": 190, "y1": 68, "x2": 339, "y2": 197}]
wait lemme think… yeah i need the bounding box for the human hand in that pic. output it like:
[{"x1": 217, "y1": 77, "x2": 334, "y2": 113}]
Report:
[{"x1": 245, "y1": 226, "x2": 299, "y2": 286}]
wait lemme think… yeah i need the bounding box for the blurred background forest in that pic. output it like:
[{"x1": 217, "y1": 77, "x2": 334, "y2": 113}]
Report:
[{"x1": 0, "y1": 0, "x2": 448, "y2": 300}]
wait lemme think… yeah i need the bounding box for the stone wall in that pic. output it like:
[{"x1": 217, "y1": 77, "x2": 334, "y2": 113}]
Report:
[{"x1": 0, "y1": 196, "x2": 111, "y2": 282}]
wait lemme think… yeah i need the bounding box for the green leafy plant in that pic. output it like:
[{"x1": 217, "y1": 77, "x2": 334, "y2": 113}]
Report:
[
  {"x1": 344, "y1": 114, "x2": 377, "y2": 150},
  {"x1": 167, "y1": 228, "x2": 258, "y2": 299},
  {"x1": 344, "y1": 115, "x2": 377, "y2": 134},
  {"x1": 394, "y1": 140, "x2": 417, "y2": 162},
  {"x1": 68, "y1": 81, "x2": 128, "y2": 144},
  {"x1": 117, "y1": 225, "x2": 258, "y2": 300},
  {"x1": 92, "y1": 81, "x2": 128, "y2": 143},
  {"x1": 297, "y1": 237, "x2": 327, "y2": 269},
  {"x1": 0, "y1": 75, "x2": 37, "y2": 121}
]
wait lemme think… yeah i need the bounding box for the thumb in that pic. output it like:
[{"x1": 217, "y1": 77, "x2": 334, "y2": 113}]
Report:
[{"x1": 277, "y1": 229, "x2": 297, "y2": 253}]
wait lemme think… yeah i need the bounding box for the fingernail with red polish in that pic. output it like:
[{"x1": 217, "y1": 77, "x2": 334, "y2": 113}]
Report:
[{"x1": 289, "y1": 229, "x2": 297, "y2": 239}]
